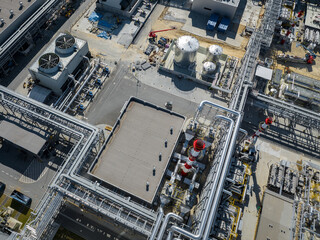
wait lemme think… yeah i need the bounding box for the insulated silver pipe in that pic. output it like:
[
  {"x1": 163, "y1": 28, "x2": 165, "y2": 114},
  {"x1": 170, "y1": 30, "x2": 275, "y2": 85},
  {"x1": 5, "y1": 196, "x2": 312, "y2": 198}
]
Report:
[
  {"x1": 157, "y1": 213, "x2": 183, "y2": 240},
  {"x1": 63, "y1": 59, "x2": 99, "y2": 113},
  {"x1": 149, "y1": 207, "x2": 164, "y2": 240},
  {"x1": 203, "y1": 113, "x2": 241, "y2": 239},
  {"x1": 170, "y1": 159, "x2": 181, "y2": 183},
  {"x1": 195, "y1": 100, "x2": 240, "y2": 121},
  {"x1": 167, "y1": 114, "x2": 236, "y2": 239}
]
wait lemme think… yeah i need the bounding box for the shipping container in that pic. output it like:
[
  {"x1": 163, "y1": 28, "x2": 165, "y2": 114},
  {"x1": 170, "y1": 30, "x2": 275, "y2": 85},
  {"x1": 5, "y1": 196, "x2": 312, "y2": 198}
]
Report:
[
  {"x1": 218, "y1": 17, "x2": 230, "y2": 33},
  {"x1": 206, "y1": 14, "x2": 219, "y2": 31}
]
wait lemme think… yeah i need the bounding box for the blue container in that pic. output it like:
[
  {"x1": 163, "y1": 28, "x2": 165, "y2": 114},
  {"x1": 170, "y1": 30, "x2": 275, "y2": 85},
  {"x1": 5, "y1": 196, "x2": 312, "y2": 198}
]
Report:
[
  {"x1": 218, "y1": 17, "x2": 230, "y2": 33},
  {"x1": 207, "y1": 14, "x2": 219, "y2": 31}
]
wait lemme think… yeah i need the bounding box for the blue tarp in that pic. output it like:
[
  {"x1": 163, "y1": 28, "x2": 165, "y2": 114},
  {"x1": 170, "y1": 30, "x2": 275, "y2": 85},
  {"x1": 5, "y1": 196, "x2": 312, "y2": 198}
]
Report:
[
  {"x1": 88, "y1": 11, "x2": 103, "y2": 22},
  {"x1": 97, "y1": 19, "x2": 113, "y2": 30},
  {"x1": 97, "y1": 31, "x2": 111, "y2": 40},
  {"x1": 207, "y1": 14, "x2": 219, "y2": 31},
  {"x1": 218, "y1": 17, "x2": 230, "y2": 33}
]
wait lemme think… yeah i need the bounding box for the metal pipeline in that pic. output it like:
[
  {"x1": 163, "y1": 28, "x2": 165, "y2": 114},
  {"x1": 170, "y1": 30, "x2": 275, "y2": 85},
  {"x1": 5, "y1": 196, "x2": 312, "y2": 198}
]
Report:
[
  {"x1": 58, "y1": 56, "x2": 92, "y2": 111},
  {"x1": 157, "y1": 213, "x2": 183, "y2": 240},
  {"x1": 63, "y1": 59, "x2": 99, "y2": 113},
  {"x1": 167, "y1": 114, "x2": 236, "y2": 240},
  {"x1": 170, "y1": 159, "x2": 181, "y2": 183},
  {"x1": 149, "y1": 207, "x2": 164, "y2": 240},
  {"x1": 190, "y1": 167, "x2": 199, "y2": 189},
  {"x1": 166, "y1": 230, "x2": 173, "y2": 240},
  {"x1": 238, "y1": 128, "x2": 248, "y2": 144},
  {"x1": 302, "y1": 227, "x2": 320, "y2": 237},
  {"x1": 194, "y1": 100, "x2": 240, "y2": 122},
  {"x1": 203, "y1": 113, "x2": 241, "y2": 239}
]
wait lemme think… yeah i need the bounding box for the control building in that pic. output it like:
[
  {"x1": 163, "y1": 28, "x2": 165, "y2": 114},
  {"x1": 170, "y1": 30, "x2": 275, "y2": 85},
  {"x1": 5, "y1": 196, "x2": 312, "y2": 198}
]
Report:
[{"x1": 192, "y1": 0, "x2": 240, "y2": 19}]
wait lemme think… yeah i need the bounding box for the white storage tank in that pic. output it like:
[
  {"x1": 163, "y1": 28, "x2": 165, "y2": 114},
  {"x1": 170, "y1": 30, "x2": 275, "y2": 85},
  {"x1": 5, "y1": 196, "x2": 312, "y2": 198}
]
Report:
[
  {"x1": 202, "y1": 61, "x2": 216, "y2": 75},
  {"x1": 174, "y1": 36, "x2": 199, "y2": 67},
  {"x1": 207, "y1": 45, "x2": 223, "y2": 62}
]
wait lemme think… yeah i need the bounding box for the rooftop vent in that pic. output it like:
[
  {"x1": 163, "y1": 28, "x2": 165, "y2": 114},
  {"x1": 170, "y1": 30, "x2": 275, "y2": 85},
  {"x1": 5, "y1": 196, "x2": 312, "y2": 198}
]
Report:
[
  {"x1": 55, "y1": 34, "x2": 76, "y2": 55},
  {"x1": 38, "y1": 53, "x2": 60, "y2": 74},
  {"x1": 9, "y1": 9, "x2": 14, "y2": 18}
]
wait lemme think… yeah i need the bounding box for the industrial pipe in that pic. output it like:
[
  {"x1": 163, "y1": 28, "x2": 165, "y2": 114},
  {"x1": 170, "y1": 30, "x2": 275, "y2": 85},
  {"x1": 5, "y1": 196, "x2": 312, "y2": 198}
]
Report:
[
  {"x1": 63, "y1": 59, "x2": 99, "y2": 113},
  {"x1": 149, "y1": 207, "x2": 164, "y2": 240},
  {"x1": 170, "y1": 159, "x2": 181, "y2": 183},
  {"x1": 58, "y1": 57, "x2": 92, "y2": 111},
  {"x1": 157, "y1": 212, "x2": 183, "y2": 240},
  {"x1": 166, "y1": 114, "x2": 236, "y2": 240},
  {"x1": 203, "y1": 113, "x2": 241, "y2": 239}
]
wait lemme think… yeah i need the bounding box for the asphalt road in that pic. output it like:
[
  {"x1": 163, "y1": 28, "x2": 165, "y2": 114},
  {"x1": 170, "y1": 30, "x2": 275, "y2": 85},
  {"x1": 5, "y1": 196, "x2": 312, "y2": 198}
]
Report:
[{"x1": 85, "y1": 61, "x2": 198, "y2": 126}]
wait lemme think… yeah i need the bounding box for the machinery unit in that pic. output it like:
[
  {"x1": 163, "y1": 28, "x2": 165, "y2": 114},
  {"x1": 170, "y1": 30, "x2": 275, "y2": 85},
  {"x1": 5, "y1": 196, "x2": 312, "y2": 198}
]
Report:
[
  {"x1": 174, "y1": 35, "x2": 199, "y2": 67},
  {"x1": 29, "y1": 33, "x2": 89, "y2": 96},
  {"x1": 207, "y1": 45, "x2": 223, "y2": 62},
  {"x1": 202, "y1": 61, "x2": 216, "y2": 75},
  {"x1": 277, "y1": 73, "x2": 320, "y2": 111},
  {"x1": 264, "y1": 160, "x2": 320, "y2": 239}
]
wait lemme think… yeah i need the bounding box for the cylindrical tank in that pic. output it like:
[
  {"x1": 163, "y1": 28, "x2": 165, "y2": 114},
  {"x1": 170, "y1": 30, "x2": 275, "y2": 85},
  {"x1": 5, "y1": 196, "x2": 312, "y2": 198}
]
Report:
[
  {"x1": 55, "y1": 34, "x2": 76, "y2": 55},
  {"x1": 174, "y1": 36, "x2": 199, "y2": 67},
  {"x1": 202, "y1": 61, "x2": 216, "y2": 75},
  {"x1": 207, "y1": 45, "x2": 223, "y2": 62}
]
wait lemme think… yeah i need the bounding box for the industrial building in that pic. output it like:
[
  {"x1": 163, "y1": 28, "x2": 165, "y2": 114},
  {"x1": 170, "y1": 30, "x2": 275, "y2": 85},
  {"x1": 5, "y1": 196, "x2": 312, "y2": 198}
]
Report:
[
  {"x1": 96, "y1": 0, "x2": 142, "y2": 17},
  {"x1": 1, "y1": 0, "x2": 320, "y2": 239},
  {"x1": 89, "y1": 101, "x2": 185, "y2": 204},
  {"x1": 0, "y1": 0, "x2": 66, "y2": 77},
  {"x1": 255, "y1": 189, "x2": 294, "y2": 240},
  {"x1": 305, "y1": 3, "x2": 320, "y2": 31},
  {"x1": 191, "y1": 0, "x2": 240, "y2": 19},
  {"x1": 29, "y1": 33, "x2": 89, "y2": 96},
  {"x1": 0, "y1": 89, "x2": 248, "y2": 240},
  {"x1": 0, "y1": 0, "x2": 47, "y2": 45},
  {"x1": 255, "y1": 160, "x2": 320, "y2": 240}
]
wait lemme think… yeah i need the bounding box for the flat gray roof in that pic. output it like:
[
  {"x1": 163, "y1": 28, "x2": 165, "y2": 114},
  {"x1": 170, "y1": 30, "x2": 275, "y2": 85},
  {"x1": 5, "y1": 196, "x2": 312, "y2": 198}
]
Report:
[
  {"x1": 0, "y1": 120, "x2": 47, "y2": 155},
  {"x1": 255, "y1": 189, "x2": 294, "y2": 240},
  {"x1": 305, "y1": 3, "x2": 320, "y2": 30},
  {"x1": 255, "y1": 65, "x2": 273, "y2": 81},
  {"x1": 0, "y1": 0, "x2": 38, "y2": 35},
  {"x1": 91, "y1": 100, "x2": 185, "y2": 203}
]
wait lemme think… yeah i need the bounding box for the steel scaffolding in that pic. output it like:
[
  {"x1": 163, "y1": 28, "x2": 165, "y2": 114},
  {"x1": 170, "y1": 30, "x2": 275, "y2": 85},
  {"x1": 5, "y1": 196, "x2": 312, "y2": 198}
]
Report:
[
  {"x1": 0, "y1": 86, "x2": 103, "y2": 239},
  {"x1": 229, "y1": 0, "x2": 283, "y2": 112},
  {"x1": 247, "y1": 93, "x2": 320, "y2": 157}
]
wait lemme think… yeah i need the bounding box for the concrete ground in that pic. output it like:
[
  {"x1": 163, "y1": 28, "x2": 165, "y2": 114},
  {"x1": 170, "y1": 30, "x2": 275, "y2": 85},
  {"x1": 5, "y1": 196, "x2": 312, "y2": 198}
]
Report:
[
  {"x1": 149, "y1": 10, "x2": 247, "y2": 59},
  {"x1": 83, "y1": 61, "x2": 213, "y2": 126},
  {"x1": 272, "y1": 41, "x2": 320, "y2": 80},
  {"x1": 0, "y1": 141, "x2": 61, "y2": 209},
  {"x1": 181, "y1": 11, "x2": 245, "y2": 48},
  {"x1": 241, "y1": 137, "x2": 320, "y2": 240}
]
